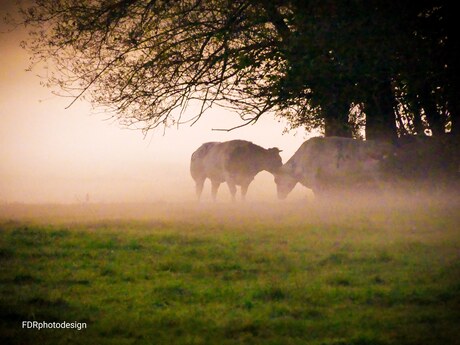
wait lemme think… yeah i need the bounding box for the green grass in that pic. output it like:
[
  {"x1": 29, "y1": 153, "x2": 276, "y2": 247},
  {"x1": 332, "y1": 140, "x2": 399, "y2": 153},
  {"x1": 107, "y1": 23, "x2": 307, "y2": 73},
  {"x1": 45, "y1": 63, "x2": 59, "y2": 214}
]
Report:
[{"x1": 0, "y1": 200, "x2": 459, "y2": 344}]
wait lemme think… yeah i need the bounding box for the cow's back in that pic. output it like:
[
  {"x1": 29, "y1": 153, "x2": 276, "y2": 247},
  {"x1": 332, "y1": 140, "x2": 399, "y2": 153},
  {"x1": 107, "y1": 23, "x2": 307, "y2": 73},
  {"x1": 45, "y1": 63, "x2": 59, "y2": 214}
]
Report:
[
  {"x1": 192, "y1": 139, "x2": 281, "y2": 187},
  {"x1": 225, "y1": 140, "x2": 268, "y2": 176},
  {"x1": 286, "y1": 137, "x2": 387, "y2": 188},
  {"x1": 201, "y1": 140, "x2": 253, "y2": 181},
  {"x1": 284, "y1": 137, "x2": 341, "y2": 174}
]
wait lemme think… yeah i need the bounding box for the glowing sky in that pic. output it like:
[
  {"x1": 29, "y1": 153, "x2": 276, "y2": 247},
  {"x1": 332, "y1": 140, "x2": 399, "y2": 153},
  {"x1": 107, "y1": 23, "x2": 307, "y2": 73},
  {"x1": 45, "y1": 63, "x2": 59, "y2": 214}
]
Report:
[{"x1": 0, "y1": 2, "x2": 310, "y2": 203}]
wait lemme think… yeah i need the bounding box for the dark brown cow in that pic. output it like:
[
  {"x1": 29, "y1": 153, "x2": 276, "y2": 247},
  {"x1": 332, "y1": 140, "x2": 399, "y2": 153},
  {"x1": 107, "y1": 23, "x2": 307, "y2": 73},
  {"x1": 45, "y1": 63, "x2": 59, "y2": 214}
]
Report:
[{"x1": 191, "y1": 140, "x2": 282, "y2": 201}]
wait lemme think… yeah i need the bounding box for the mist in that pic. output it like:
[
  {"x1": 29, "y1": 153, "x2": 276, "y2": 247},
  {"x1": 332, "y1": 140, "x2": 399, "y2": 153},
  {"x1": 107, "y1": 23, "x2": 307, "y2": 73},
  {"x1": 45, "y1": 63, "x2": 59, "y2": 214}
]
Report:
[
  {"x1": 0, "y1": 10, "x2": 311, "y2": 205},
  {"x1": 1, "y1": 4, "x2": 456, "y2": 206}
]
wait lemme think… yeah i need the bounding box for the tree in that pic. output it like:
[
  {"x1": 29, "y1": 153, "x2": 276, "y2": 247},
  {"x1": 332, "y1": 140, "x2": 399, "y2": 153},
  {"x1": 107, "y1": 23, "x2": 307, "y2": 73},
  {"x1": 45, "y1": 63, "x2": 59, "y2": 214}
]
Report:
[
  {"x1": 14, "y1": 0, "x2": 290, "y2": 133},
  {"x1": 9, "y1": 0, "x2": 459, "y2": 140},
  {"x1": 392, "y1": 1, "x2": 459, "y2": 139}
]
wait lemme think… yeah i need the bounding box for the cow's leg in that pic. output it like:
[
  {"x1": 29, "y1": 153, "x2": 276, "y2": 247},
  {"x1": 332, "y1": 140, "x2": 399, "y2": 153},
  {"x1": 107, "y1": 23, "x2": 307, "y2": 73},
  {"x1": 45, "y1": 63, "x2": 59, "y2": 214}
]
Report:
[
  {"x1": 195, "y1": 177, "x2": 205, "y2": 201},
  {"x1": 308, "y1": 173, "x2": 324, "y2": 200},
  {"x1": 226, "y1": 180, "x2": 237, "y2": 202},
  {"x1": 211, "y1": 180, "x2": 220, "y2": 201},
  {"x1": 240, "y1": 180, "x2": 251, "y2": 201}
]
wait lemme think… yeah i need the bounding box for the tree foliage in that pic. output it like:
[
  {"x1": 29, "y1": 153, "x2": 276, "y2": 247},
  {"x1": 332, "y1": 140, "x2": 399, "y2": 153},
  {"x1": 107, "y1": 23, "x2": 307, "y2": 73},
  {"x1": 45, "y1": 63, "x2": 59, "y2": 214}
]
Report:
[{"x1": 11, "y1": 0, "x2": 460, "y2": 139}]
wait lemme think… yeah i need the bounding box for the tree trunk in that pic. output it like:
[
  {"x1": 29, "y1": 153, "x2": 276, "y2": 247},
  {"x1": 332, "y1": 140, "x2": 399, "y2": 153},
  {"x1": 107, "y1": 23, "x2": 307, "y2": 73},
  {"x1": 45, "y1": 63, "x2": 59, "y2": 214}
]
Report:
[
  {"x1": 412, "y1": 110, "x2": 425, "y2": 136},
  {"x1": 450, "y1": 101, "x2": 460, "y2": 137},
  {"x1": 420, "y1": 83, "x2": 444, "y2": 136},
  {"x1": 364, "y1": 78, "x2": 398, "y2": 141},
  {"x1": 448, "y1": 95, "x2": 460, "y2": 154},
  {"x1": 405, "y1": 86, "x2": 425, "y2": 135},
  {"x1": 444, "y1": 1, "x2": 460, "y2": 143}
]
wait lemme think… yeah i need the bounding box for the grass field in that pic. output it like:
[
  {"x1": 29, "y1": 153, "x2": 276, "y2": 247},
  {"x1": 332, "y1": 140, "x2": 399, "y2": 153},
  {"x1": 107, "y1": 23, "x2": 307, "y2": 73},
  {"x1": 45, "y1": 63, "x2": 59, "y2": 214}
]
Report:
[{"x1": 0, "y1": 197, "x2": 459, "y2": 345}]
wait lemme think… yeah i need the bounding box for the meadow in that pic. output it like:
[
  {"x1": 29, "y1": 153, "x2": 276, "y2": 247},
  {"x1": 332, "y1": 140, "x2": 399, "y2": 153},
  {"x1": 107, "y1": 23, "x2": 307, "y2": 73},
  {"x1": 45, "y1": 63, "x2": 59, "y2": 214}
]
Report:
[{"x1": 0, "y1": 196, "x2": 459, "y2": 345}]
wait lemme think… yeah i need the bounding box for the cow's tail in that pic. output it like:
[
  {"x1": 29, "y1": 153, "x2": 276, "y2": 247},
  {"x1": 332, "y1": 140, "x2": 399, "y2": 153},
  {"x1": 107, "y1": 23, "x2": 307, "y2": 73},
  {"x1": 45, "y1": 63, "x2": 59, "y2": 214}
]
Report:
[{"x1": 190, "y1": 142, "x2": 219, "y2": 179}]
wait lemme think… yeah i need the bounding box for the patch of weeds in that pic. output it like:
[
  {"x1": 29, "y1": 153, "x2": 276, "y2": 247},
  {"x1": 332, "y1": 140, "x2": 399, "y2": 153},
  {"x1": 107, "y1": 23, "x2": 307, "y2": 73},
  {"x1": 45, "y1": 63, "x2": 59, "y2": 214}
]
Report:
[
  {"x1": 48, "y1": 229, "x2": 70, "y2": 239},
  {"x1": 158, "y1": 234, "x2": 209, "y2": 246},
  {"x1": 372, "y1": 275, "x2": 385, "y2": 285},
  {"x1": 152, "y1": 300, "x2": 171, "y2": 309},
  {"x1": 98, "y1": 321, "x2": 133, "y2": 338},
  {"x1": 157, "y1": 260, "x2": 193, "y2": 273},
  {"x1": 376, "y1": 251, "x2": 392, "y2": 263},
  {"x1": 0, "y1": 304, "x2": 29, "y2": 322},
  {"x1": 269, "y1": 305, "x2": 291, "y2": 318},
  {"x1": 0, "y1": 248, "x2": 14, "y2": 260},
  {"x1": 405, "y1": 289, "x2": 442, "y2": 306},
  {"x1": 320, "y1": 253, "x2": 349, "y2": 266},
  {"x1": 329, "y1": 276, "x2": 353, "y2": 287},
  {"x1": 27, "y1": 297, "x2": 69, "y2": 309},
  {"x1": 100, "y1": 266, "x2": 117, "y2": 277},
  {"x1": 25, "y1": 296, "x2": 71, "y2": 321},
  {"x1": 153, "y1": 282, "x2": 195, "y2": 302},
  {"x1": 363, "y1": 288, "x2": 388, "y2": 306},
  {"x1": 320, "y1": 336, "x2": 388, "y2": 345},
  {"x1": 62, "y1": 279, "x2": 91, "y2": 286},
  {"x1": 295, "y1": 308, "x2": 324, "y2": 320},
  {"x1": 89, "y1": 237, "x2": 119, "y2": 250},
  {"x1": 224, "y1": 319, "x2": 263, "y2": 338},
  {"x1": 253, "y1": 286, "x2": 287, "y2": 302},
  {"x1": 241, "y1": 299, "x2": 255, "y2": 311},
  {"x1": 13, "y1": 274, "x2": 41, "y2": 284},
  {"x1": 436, "y1": 284, "x2": 460, "y2": 303},
  {"x1": 10, "y1": 227, "x2": 49, "y2": 246},
  {"x1": 124, "y1": 239, "x2": 142, "y2": 250},
  {"x1": 208, "y1": 262, "x2": 242, "y2": 273}
]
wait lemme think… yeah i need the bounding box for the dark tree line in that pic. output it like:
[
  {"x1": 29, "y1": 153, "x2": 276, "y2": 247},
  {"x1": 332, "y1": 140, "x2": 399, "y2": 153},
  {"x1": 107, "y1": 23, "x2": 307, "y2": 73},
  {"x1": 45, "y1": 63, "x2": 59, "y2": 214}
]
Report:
[{"x1": 9, "y1": 0, "x2": 459, "y2": 140}]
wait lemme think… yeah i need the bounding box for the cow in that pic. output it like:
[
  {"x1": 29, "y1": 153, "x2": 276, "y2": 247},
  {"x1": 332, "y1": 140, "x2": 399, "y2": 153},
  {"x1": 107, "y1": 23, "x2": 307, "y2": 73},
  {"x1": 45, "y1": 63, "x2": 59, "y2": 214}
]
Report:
[
  {"x1": 274, "y1": 136, "x2": 394, "y2": 199},
  {"x1": 190, "y1": 140, "x2": 283, "y2": 201}
]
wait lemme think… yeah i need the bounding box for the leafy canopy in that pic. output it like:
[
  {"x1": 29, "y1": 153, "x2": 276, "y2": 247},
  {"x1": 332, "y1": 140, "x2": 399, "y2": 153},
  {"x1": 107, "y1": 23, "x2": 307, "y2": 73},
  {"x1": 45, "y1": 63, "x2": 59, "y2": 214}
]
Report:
[{"x1": 11, "y1": 0, "x2": 456, "y2": 137}]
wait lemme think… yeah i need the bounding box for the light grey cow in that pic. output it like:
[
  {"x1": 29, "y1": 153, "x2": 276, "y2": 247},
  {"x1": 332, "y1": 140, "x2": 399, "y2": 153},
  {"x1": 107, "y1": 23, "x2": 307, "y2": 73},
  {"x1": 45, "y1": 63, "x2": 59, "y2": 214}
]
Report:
[
  {"x1": 190, "y1": 140, "x2": 282, "y2": 201},
  {"x1": 274, "y1": 136, "x2": 394, "y2": 199}
]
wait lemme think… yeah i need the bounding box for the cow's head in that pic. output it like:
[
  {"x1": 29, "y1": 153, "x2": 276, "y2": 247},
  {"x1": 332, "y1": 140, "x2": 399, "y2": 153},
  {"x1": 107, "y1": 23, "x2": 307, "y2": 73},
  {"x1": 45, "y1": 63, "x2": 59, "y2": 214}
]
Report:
[
  {"x1": 265, "y1": 147, "x2": 283, "y2": 173},
  {"x1": 274, "y1": 167, "x2": 298, "y2": 200}
]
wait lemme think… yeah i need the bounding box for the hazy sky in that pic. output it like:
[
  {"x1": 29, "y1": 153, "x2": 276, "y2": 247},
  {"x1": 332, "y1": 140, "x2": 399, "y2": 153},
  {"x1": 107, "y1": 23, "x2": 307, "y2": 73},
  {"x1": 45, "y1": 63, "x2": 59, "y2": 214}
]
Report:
[{"x1": 0, "y1": 2, "x2": 311, "y2": 203}]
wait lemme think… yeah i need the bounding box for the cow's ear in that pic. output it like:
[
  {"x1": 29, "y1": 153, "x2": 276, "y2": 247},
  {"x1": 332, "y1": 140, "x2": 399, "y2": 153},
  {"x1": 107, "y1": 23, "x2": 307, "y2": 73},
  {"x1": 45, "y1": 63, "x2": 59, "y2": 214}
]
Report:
[{"x1": 270, "y1": 147, "x2": 282, "y2": 153}]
